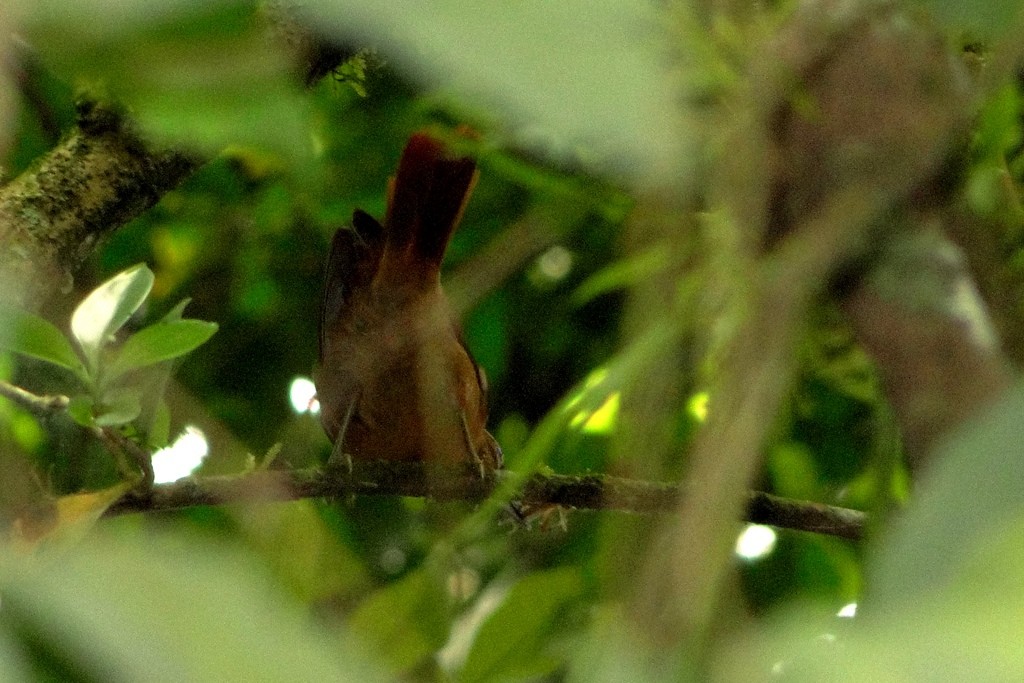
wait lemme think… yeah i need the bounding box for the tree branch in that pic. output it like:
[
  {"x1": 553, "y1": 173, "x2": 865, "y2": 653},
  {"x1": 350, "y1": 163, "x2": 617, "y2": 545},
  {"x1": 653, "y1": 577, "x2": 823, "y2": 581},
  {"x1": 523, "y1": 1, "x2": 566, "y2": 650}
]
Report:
[
  {"x1": 0, "y1": 101, "x2": 200, "y2": 308},
  {"x1": 103, "y1": 463, "x2": 865, "y2": 540},
  {"x1": 0, "y1": 379, "x2": 864, "y2": 539}
]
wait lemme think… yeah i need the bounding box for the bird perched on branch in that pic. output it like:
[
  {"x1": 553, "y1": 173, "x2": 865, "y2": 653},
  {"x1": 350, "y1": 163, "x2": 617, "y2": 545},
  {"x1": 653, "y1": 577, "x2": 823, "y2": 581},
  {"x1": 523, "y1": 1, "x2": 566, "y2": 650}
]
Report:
[{"x1": 313, "y1": 131, "x2": 502, "y2": 474}]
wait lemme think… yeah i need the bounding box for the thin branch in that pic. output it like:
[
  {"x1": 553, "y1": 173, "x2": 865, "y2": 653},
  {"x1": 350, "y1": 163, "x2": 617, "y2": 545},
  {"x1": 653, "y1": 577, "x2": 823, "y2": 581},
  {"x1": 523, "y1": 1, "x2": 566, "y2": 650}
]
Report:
[
  {"x1": 103, "y1": 464, "x2": 865, "y2": 540},
  {"x1": 0, "y1": 379, "x2": 153, "y2": 486},
  {"x1": 93, "y1": 427, "x2": 155, "y2": 490},
  {"x1": 0, "y1": 380, "x2": 69, "y2": 414},
  {"x1": 0, "y1": 379, "x2": 864, "y2": 538}
]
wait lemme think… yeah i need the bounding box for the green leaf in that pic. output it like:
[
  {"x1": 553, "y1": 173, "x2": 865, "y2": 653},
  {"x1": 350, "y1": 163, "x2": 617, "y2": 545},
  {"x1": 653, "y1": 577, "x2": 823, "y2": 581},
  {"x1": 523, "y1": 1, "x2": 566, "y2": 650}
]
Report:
[
  {"x1": 93, "y1": 388, "x2": 143, "y2": 427},
  {"x1": 0, "y1": 624, "x2": 31, "y2": 681},
  {"x1": 147, "y1": 399, "x2": 172, "y2": 449},
  {"x1": 460, "y1": 567, "x2": 583, "y2": 683},
  {"x1": 0, "y1": 531, "x2": 387, "y2": 682},
  {"x1": 571, "y1": 246, "x2": 670, "y2": 306},
  {"x1": 869, "y1": 383, "x2": 1024, "y2": 604},
  {"x1": 66, "y1": 395, "x2": 95, "y2": 427},
  {"x1": 568, "y1": 604, "x2": 667, "y2": 683},
  {"x1": 106, "y1": 319, "x2": 218, "y2": 381},
  {"x1": 973, "y1": 84, "x2": 1023, "y2": 162},
  {"x1": 711, "y1": 521, "x2": 1024, "y2": 681},
  {"x1": 305, "y1": 0, "x2": 695, "y2": 186},
  {"x1": 160, "y1": 298, "x2": 192, "y2": 323},
  {"x1": 24, "y1": 2, "x2": 310, "y2": 161},
  {"x1": 70, "y1": 264, "x2": 154, "y2": 370},
  {"x1": 912, "y1": 0, "x2": 1024, "y2": 41},
  {"x1": 348, "y1": 569, "x2": 450, "y2": 673},
  {"x1": 0, "y1": 306, "x2": 87, "y2": 380}
]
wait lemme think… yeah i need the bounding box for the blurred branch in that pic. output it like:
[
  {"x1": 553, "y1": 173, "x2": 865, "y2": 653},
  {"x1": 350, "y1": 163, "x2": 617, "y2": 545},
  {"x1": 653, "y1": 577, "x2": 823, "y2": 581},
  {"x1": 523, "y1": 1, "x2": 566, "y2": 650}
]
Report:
[
  {"x1": 103, "y1": 464, "x2": 865, "y2": 540},
  {"x1": 841, "y1": 220, "x2": 1014, "y2": 471},
  {"x1": 0, "y1": 100, "x2": 200, "y2": 309},
  {"x1": 633, "y1": 0, "x2": 980, "y2": 654},
  {"x1": 445, "y1": 211, "x2": 562, "y2": 315}
]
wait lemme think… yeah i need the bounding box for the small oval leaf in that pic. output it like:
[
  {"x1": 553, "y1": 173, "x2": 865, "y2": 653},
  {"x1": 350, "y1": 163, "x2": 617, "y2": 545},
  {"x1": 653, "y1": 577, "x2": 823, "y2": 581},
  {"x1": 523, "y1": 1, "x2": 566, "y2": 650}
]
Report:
[
  {"x1": 94, "y1": 388, "x2": 143, "y2": 427},
  {"x1": 0, "y1": 306, "x2": 86, "y2": 379},
  {"x1": 66, "y1": 395, "x2": 95, "y2": 427},
  {"x1": 106, "y1": 320, "x2": 218, "y2": 381},
  {"x1": 71, "y1": 265, "x2": 154, "y2": 368}
]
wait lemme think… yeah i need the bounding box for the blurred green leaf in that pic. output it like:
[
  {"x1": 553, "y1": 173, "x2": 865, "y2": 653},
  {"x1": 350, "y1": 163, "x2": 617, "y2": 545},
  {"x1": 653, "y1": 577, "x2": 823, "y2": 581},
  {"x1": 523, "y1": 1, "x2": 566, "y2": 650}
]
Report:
[
  {"x1": 912, "y1": 0, "x2": 1023, "y2": 41},
  {"x1": 24, "y1": 1, "x2": 309, "y2": 159},
  {"x1": 348, "y1": 569, "x2": 450, "y2": 673},
  {"x1": 868, "y1": 383, "x2": 1024, "y2": 604},
  {"x1": 66, "y1": 395, "x2": 96, "y2": 427},
  {"x1": 767, "y1": 442, "x2": 820, "y2": 501},
  {"x1": 305, "y1": 0, "x2": 694, "y2": 186},
  {"x1": 713, "y1": 517, "x2": 1024, "y2": 680},
  {"x1": 93, "y1": 387, "x2": 143, "y2": 427},
  {"x1": 0, "y1": 624, "x2": 30, "y2": 681},
  {"x1": 0, "y1": 306, "x2": 87, "y2": 380},
  {"x1": 460, "y1": 567, "x2": 583, "y2": 683},
  {"x1": 571, "y1": 246, "x2": 670, "y2": 306},
  {"x1": 70, "y1": 264, "x2": 154, "y2": 371},
  {"x1": 106, "y1": 319, "x2": 218, "y2": 380},
  {"x1": 567, "y1": 603, "x2": 667, "y2": 683},
  {"x1": 974, "y1": 84, "x2": 1023, "y2": 162},
  {"x1": 148, "y1": 399, "x2": 172, "y2": 449},
  {"x1": 0, "y1": 532, "x2": 387, "y2": 682}
]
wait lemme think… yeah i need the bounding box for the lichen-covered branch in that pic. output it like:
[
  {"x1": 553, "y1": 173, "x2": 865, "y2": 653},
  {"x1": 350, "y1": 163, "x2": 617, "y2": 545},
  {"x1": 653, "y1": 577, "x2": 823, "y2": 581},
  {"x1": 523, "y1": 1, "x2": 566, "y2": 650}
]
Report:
[{"x1": 0, "y1": 101, "x2": 199, "y2": 308}]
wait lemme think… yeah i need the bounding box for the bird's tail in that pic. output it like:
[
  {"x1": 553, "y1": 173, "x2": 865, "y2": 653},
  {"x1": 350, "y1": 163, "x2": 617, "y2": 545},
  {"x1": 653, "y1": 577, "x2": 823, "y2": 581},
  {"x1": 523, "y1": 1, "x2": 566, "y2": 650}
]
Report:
[{"x1": 382, "y1": 132, "x2": 479, "y2": 279}]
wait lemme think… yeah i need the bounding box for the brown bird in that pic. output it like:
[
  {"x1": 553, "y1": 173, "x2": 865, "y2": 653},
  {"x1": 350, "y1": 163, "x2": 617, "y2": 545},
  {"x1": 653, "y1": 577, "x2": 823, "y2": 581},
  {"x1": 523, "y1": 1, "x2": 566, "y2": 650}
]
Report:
[{"x1": 313, "y1": 132, "x2": 502, "y2": 473}]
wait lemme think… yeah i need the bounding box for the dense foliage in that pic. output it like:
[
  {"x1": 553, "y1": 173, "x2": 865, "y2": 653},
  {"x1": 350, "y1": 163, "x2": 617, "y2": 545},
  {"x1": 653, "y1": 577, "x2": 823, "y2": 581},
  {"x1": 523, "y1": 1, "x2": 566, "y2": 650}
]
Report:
[{"x1": 1, "y1": 0, "x2": 1024, "y2": 680}]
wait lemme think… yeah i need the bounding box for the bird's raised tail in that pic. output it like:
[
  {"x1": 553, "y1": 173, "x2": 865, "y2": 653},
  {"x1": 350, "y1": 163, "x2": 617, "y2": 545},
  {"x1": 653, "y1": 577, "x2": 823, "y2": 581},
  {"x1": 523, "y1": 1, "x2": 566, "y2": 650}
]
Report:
[{"x1": 381, "y1": 132, "x2": 479, "y2": 280}]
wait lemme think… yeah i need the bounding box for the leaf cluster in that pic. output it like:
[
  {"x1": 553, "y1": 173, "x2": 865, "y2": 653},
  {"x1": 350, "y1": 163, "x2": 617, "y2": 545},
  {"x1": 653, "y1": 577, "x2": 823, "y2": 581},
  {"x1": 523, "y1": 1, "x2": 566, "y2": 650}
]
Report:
[{"x1": 0, "y1": 265, "x2": 216, "y2": 444}]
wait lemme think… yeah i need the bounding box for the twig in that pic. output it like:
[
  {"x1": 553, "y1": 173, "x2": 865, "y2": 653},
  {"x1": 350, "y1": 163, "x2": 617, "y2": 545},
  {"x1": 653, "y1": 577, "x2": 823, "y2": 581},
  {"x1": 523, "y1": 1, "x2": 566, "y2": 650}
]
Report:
[
  {"x1": 0, "y1": 380, "x2": 69, "y2": 414},
  {"x1": 92, "y1": 427, "x2": 155, "y2": 491},
  {"x1": 0, "y1": 379, "x2": 153, "y2": 488}
]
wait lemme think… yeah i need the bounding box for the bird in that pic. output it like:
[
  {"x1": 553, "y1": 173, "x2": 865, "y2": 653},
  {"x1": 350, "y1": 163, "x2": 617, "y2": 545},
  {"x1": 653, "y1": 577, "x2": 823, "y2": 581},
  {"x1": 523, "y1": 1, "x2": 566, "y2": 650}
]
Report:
[{"x1": 313, "y1": 131, "x2": 502, "y2": 474}]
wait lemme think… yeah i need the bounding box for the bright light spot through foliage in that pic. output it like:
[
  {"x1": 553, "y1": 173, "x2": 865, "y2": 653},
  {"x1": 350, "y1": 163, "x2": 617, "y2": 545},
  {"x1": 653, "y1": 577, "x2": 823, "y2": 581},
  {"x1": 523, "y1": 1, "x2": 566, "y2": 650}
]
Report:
[
  {"x1": 735, "y1": 524, "x2": 777, "y2": 561},
  {"x1": 570, "y1": 391, "x2": 620, "y2": 434},
  {"x1": 151, "y1": 426, "x2": 209, "y2": 484},
  {"x1": 837, "y1": 602, "x2": 858, "y2": 618},
  {"x1": 288, "y1": 376, "x2": 320, "y2": 414},
  {"x1": 688, "y1": 391, "x2": 709, "y2": 422},
  {"x1": 537, "y1": 245, "x2": 573, "y2": 282}
]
